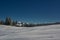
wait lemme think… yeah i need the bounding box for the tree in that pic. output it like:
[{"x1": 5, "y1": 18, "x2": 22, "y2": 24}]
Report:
[
  {"x1": 12, "y1": 21, "x2": 17, "y2": 26},
  {"x1": 0, "y1": 20, "x2": 4, "y2": 25},
  {"x1": 5, "y1": 17, "x2": 12, "y2": 25}
]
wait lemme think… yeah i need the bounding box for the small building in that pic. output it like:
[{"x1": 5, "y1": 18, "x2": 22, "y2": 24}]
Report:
[
  {"x1": 16, "y1": 21, "x2": 33, "y2": 27},
  {"x1": 16, "y1": 21, "x2": 23, "y2": 27}
]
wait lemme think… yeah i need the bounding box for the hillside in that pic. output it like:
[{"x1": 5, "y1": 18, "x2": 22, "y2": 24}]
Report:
[{"x1": 0, "y1": 24, "x2": 60, "y2": 40}]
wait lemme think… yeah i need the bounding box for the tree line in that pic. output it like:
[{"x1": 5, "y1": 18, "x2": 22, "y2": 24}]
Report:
[
  {"x1": 0, "y1": 17, "x2": 60, "y2": 27},
  {"x1": 0, "y1": 17, "x2": 17, "y2": 26},
  {"x1": 0, "y1": 17, "x2": 35, "y2": 27}
]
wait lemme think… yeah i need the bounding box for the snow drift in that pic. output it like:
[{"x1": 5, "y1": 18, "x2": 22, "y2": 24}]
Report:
[{"x1": 0, "y1": 24, "x2": 60, "y2": 40}]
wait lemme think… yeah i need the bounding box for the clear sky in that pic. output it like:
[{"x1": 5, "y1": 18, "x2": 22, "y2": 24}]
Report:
[{"x1": 0, "y1": 0, "x2": 60, "y2": 23}]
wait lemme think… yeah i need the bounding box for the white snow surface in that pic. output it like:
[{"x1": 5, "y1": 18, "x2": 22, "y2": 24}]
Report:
[{"x1": 0, "y1": 24, "x2": 60, "y2": 40}]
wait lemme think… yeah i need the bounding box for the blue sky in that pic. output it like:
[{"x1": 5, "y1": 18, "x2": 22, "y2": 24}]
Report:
[{"x1": 0, "y1": 0, "x2": 60, "y2": 23}]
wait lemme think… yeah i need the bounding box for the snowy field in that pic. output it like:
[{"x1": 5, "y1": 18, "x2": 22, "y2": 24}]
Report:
[{"x1": 0, "y1": 24, "x2": 60, "y2": 40}]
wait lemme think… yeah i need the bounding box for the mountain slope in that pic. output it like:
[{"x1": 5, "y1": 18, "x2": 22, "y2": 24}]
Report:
[{"x1": 0, "y1": 24, "x2": 60, "y2": 40}]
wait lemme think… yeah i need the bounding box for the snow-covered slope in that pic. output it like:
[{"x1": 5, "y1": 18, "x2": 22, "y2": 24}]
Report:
[{"x1": 0, "y1": 24, "x2": 60, "y2": 40}]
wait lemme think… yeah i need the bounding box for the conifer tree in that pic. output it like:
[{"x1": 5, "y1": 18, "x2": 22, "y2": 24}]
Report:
[
  {"x1": 0, "y1": 20, "x2": 4, "y2": 25},
  {"x1": 5, "y1": 17, "x2": 12, "y2": 25}
]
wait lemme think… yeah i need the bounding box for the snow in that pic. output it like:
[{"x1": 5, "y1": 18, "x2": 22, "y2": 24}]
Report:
[{"x1": 0, "y1": 24, "x2": 60, "y2": 40}]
